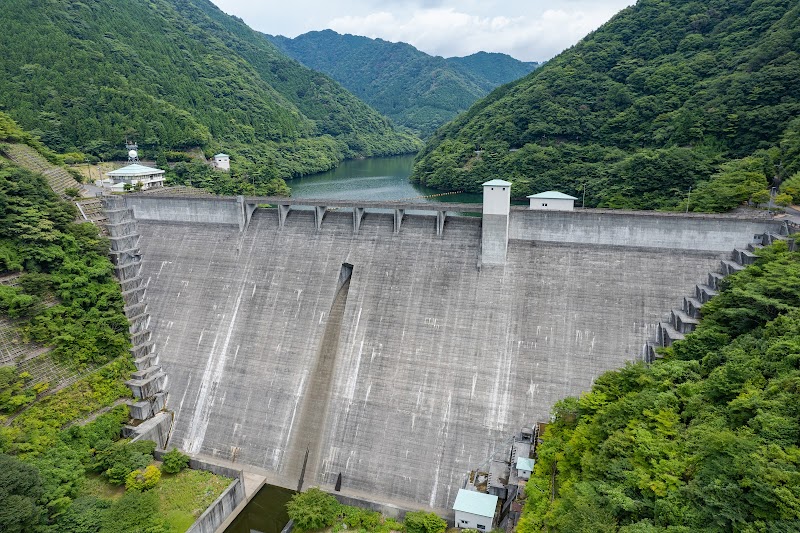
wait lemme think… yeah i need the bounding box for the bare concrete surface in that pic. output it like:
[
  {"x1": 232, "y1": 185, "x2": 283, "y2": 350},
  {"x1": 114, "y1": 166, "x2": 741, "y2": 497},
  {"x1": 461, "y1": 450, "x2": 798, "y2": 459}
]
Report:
[{"x1": 137, "y1": 209, "x2": 728, "y2": 510}]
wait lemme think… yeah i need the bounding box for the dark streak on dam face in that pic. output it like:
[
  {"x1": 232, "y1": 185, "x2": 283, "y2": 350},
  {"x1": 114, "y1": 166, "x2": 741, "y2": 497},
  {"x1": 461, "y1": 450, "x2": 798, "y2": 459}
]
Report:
[
  {"x1": 287, "y1": 263, "x2": 353, "y2": 487},
  {"x1": 130, "y1": 196, "x2": 781, "y2": 511}
]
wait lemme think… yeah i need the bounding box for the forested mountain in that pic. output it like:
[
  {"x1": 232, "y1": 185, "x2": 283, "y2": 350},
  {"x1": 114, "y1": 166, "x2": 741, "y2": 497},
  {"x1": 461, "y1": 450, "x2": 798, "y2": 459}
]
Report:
[
  {"x1": 0, "y1": 0, "x2": 421, "y2": 194},
  {"x1": 413, "y1": 0, "x2": 800, "y2": 211},
  {"x1": 519, "y1": 241, "x2": 800, "y2": 531},
  {"x1": 267, "y1": 30, "x2": 538, "y2": 138}
]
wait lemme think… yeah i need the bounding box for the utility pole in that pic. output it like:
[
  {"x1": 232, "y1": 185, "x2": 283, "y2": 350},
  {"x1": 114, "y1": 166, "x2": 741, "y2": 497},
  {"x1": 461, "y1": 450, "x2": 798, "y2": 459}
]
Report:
[
  {"x1": 582, "y1": 183, "x2": 587, "y2": 208},
  {"x1": 686, "y1": 186, "x2": 692, "y2": 213}
]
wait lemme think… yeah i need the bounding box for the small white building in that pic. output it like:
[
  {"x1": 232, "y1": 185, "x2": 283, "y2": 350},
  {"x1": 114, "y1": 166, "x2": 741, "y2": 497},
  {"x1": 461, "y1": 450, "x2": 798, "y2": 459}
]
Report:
[
  {"x1": 212, "y1": 153, "x2": 230, "y2": 171},
  {"x1": 527, "y1": 191, "x2": 577, "y2": 211},
  {"x1": 516, "y1": 457, "x2": 535, "y2": 480},
  {"x1": 453, "y1": 489, "x2": 498, "y2": 531},
  {"x1": 483, "y1": 179, "x2": 512, "y2": 215},
  {"x1": 105, "y1": 163, "x2": 165, "y2": 192}
]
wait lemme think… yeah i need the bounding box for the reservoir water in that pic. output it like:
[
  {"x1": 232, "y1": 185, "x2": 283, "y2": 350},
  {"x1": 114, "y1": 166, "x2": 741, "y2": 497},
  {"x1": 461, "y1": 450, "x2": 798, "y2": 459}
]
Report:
[{"x1": 288, "y1": 154, "x2": 481, "y2": 203}]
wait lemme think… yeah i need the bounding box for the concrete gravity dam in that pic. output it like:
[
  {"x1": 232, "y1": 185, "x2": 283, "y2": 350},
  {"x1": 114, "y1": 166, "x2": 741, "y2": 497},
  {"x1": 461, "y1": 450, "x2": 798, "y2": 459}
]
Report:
[{"x1": 116, "y1": 189, "x2": 782, "y2": 511}]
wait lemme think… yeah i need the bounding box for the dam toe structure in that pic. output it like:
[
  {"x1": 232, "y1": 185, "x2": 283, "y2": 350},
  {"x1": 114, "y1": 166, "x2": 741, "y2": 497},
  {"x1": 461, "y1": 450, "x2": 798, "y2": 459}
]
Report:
[{"x1": 125, "y1": 193, "x2": 782, "y2": 511}]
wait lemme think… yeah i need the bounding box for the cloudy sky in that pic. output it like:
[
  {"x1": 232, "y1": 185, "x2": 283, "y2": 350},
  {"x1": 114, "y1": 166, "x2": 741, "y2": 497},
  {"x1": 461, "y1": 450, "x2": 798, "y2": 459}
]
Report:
[{"x1": 209, "y1": 0, "x2": 635, "y2": 62}]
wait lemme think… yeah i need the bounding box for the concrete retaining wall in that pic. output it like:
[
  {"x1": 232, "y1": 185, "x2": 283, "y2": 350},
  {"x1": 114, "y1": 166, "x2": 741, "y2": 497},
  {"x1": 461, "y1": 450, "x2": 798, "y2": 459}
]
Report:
[
  {"x1": 125, "y1": 196, "x2": 243, "y2": 226},
  {"x1": 509, "y1": 208, "x2": 783, "y2": 251},
  {"x1": 152, "y1": 451, "x2": 246, "y2": 533}
]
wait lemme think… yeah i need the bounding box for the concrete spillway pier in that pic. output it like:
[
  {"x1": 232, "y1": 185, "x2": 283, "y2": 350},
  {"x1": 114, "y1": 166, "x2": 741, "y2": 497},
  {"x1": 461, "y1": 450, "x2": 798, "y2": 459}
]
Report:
[{"x1": 126, "y1": 192, "x2": 782, "y2": 510}]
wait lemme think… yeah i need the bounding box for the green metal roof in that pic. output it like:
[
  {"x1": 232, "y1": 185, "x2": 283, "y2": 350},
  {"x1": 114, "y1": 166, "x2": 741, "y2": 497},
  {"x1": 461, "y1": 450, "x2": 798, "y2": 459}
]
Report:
[
  {"x1": 453, "y1": 489, "x2": 498, "y2": 517},
  {"x1": 214, "y1": 153, "x2": 229, "y2": 158},
  {"x1": 516, "y1": 457, "x2": 535, "y2": 471},
  {"x1": 483, "y1": 179, "x2": 512, "y2": 187},
  {"x1": 527, "y1": 191, "x2": 577, "y2": 200}
]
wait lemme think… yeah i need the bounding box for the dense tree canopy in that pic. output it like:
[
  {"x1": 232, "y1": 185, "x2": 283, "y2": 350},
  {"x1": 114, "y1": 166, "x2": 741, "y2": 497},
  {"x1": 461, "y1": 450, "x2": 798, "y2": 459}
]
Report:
[
  {"x1": 268, "y1": 30, "x2": 538, "y2": 138},
  {"x1": 519, "y1": 241, "x2": 800, "y2": 531},
  {"x1": 0, "y1": 0, "x2": 421, "y2": 192},
  {"x1": 413, "y1": 0, "x2": 800, "y2": 211}
]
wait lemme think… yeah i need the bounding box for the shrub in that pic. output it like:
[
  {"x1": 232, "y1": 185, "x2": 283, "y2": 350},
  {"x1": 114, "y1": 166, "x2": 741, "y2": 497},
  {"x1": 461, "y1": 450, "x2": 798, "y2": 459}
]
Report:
[
  {"x1": 286, "y1": 487, "x2": 340, "y2": 532},
  {"x1": 775, "y1": 192, "x2": 792, "y2": 207},
  {"x1": 403, "y1": 511, "x2": 446, "y2": 533},
  {"x1": 342, "y1": 506, "x2": 382, "y2": 531},
  {"x1": 92, "y1": 439, "x2": 156, "y2": 485},
  {"x1": 160, "y1": 448, "x2": 190, "y2": 474},
  {"x1": 125, "y1": 464, "x2": 161, "y2": 491}
]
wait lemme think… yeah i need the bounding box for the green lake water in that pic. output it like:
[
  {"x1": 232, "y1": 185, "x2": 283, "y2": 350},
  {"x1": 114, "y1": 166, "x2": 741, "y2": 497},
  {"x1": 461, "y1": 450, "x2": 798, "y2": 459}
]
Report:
[{"x1": 288, "y1": 154, "x2": 481, "y2": 203}]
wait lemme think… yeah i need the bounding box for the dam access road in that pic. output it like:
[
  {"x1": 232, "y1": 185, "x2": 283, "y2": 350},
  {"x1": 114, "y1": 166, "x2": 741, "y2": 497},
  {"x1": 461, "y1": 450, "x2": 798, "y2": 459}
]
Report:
[{"x1": 120, "y1": 192, "x2": 783, "y2": 511}]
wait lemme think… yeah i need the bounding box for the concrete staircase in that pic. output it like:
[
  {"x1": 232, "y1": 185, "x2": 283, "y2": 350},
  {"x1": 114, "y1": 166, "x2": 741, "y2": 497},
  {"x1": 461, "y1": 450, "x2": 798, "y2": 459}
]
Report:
[
  {"x1": 3, "y1": 143, "x2": 84, "y2": 198},
  {"x1": 103, "y1": 196, "x2": 171, "y2": 447},
  {"x1": 644, "y1": 230, "x2": 795, "y2": 361},
  {"x1": 1, "y1": 143, "x2": 110, "y2": 230},
  {"x1": 75, "y1": 197, "x2": 109, "y2": 229}
]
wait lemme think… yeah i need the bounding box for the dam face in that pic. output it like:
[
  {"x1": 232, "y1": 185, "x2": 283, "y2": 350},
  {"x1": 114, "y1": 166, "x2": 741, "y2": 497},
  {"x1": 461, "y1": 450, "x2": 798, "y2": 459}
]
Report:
[{"x1": 131, "y1": 198, "x2": 779, "y2": 510}]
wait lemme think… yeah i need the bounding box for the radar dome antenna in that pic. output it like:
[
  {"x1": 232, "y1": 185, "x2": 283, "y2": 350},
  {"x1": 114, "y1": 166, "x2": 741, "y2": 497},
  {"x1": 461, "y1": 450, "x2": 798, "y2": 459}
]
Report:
[{"x1": 125, "y1": 140, "x2": 139, "y2": 163}]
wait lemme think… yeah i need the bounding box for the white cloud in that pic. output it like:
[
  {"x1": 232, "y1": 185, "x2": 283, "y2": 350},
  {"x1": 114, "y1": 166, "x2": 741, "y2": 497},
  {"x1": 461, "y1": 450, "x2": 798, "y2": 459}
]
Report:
[{"x1": 211, "y1": 1, "x2": 634, "y2": 61}]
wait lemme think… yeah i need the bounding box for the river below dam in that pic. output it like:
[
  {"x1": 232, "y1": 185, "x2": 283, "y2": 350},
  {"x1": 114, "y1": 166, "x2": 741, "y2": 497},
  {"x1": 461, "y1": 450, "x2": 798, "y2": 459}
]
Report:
[{"x1": 287, "y1": 154, "x2": 481, "y2": 203}]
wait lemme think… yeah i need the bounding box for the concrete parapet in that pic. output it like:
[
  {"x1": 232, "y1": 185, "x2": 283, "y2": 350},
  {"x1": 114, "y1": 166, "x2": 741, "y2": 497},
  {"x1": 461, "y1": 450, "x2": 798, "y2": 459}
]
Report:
[
  {"x1": 708, "y1": 272, "x2": 725, "y2": 290},
  {"x1": 131, "y1": 340, "x2": 155, "y2": 360},
  {"x1": 125, "y1": 301, "x2": 148, "y2": 317},
  {"x1": 696, "y1": 284, "x2": 718, "y2": 304},
  {"x1": 734, "y1": 248, "x2": 757, "y2": 265},
  {"x1": 509, "y1": 209, "x2": 781, "y2": 252},
  {"x1": 125, "y1": 411, "x2": 173, "y2": 448},
  {"x1": 105, "y1": 208, "x2": 135, "y2": 225},
  {"x1": 110, "y1": 234, "x2": 140, "y2": 252},
  {"x1": 130, "y1": 329, "x2": 151, "y2": 347},
  {"x1": 683, "y1": 297, "x2": 702, "y2": 319},
  {"x1": 126, "y1": 371, "x2": 167, "y2": 399},
  {"x1": 120, "y1": 275, "x2": 144, "y2": 293},
  {"x1": 125, "y1": 196, "x2": 242, "y2": 226},
  {"x1": 720, "y1": 259, "x2": 744, "y2": 275},
  {"x1": 134, "y1": 352, "x2": 160, "y2": 371},
  {"x1": 122, "y1": 286, "x2": 147, "y2": 306},
  {"x1": 106, "y1": 220, "x2": 139, "y2": 236},
  {"x1": 131, "y1": 365, "x2": 163, "y2": 381},
  {"x1": 658, "y1": 322, "x2": 685, "y2": 347},
  {"x1": 129, "y1": 392, "x2": 168, "y2": 421},
  {"x1": 671, "y1": 309, "x2": 699, "y2": 334},
  {"x1": 114, "y1": 259, "x2": 142, "y2": 280},
  {"x1": 128, "y1": 313, "x2": 150, "y2": 334}
]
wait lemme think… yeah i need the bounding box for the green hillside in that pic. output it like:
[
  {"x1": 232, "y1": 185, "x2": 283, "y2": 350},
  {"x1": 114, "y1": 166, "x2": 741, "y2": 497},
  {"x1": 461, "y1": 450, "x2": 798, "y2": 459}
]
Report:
[
  {"x1": 0, "y1": 0, "x2": 421, "y2": 195},
  {"x1": 519, "y1": 241, "x2": 800, "y2": 531},
  {"x1": 267, "y1": 30, "x2": 537, "y2": 138},
  {"x1": 412, "y1": 0, "x2": 800, "y2": 211}
]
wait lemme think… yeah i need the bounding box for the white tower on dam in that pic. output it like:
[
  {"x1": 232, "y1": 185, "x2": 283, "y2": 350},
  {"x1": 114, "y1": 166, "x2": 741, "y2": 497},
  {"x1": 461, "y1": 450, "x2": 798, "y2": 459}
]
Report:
[{"x1": 481, "y1": 179, "x2": 512, "y2": 265}]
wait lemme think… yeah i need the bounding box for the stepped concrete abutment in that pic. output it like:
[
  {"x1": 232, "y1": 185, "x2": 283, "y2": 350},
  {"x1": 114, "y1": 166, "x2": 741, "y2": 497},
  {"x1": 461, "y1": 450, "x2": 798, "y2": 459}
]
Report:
[{"x1": 102, "y1": 196, "x2": 171, "y2": 440}]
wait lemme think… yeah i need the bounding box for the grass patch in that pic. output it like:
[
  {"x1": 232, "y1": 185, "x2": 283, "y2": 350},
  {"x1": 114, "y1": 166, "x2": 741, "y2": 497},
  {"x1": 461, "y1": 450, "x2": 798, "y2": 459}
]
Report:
[
  {"x1": 155, "y1": 468, "x2": 232, "y2": 533},
  {"x1": 79, "y1": 472, "x2": 126, "y2": 501}
]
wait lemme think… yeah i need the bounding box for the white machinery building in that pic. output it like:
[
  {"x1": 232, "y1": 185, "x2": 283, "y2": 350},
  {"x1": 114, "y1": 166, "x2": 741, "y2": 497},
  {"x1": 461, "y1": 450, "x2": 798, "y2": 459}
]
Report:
[
  {"x1": 527, "y1": 191, "x2": 577, "y2": 211},
  {"x1": 212, "y1": 153, "x2": 230, "y2": 171},
  {"x1": 516, "y1": 457, "x2": 535, "y2": 480},
  {"x1": 453, "y1": 489, "x2": 498, "y2": 531}
]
